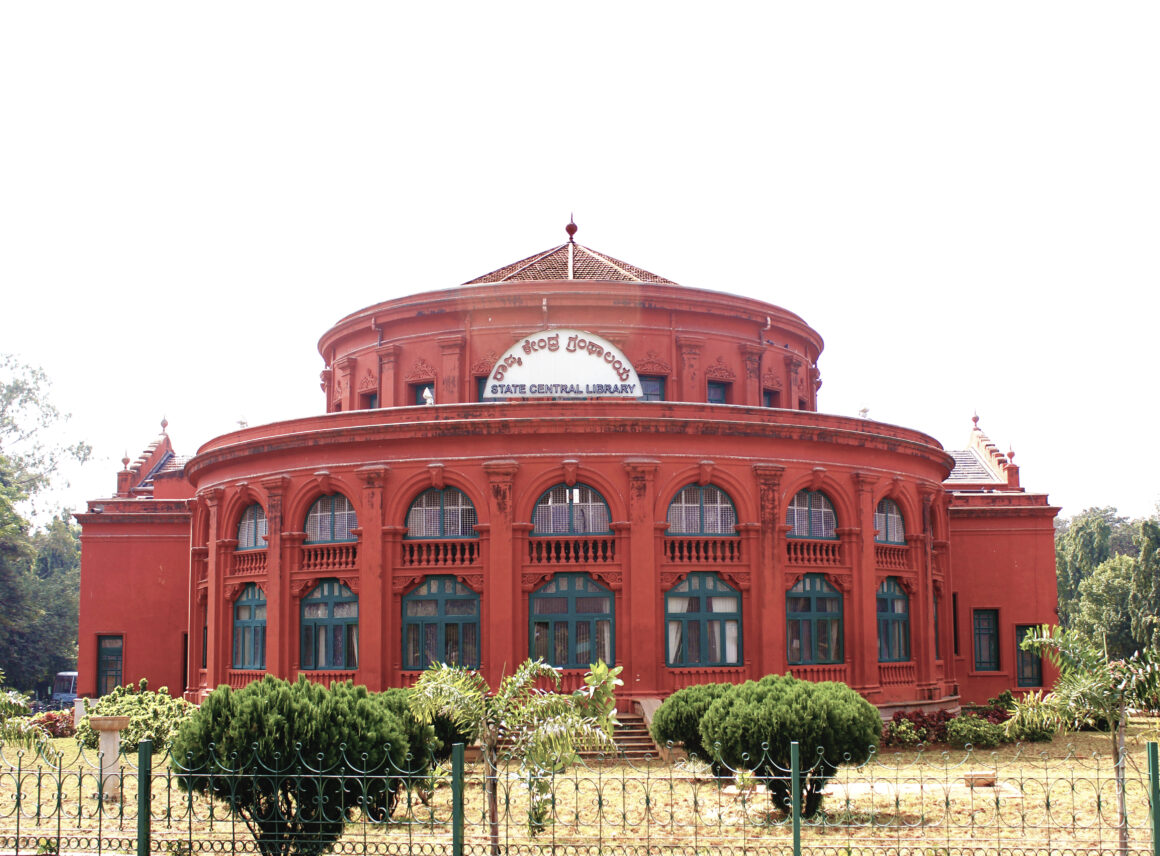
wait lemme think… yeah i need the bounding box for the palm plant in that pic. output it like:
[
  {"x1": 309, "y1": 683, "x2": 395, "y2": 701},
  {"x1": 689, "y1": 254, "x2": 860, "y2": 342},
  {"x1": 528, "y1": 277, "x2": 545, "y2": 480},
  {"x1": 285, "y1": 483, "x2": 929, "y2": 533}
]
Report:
[{"x1": 409, "y1": 658, "x2": 621, "y2": 853}]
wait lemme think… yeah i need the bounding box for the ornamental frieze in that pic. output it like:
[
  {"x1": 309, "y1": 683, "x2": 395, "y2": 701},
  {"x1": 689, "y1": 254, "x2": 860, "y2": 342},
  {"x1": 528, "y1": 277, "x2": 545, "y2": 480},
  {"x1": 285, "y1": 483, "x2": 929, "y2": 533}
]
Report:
[{"x1": 404, "y1": 358, "x2": 437, "y2": 382}]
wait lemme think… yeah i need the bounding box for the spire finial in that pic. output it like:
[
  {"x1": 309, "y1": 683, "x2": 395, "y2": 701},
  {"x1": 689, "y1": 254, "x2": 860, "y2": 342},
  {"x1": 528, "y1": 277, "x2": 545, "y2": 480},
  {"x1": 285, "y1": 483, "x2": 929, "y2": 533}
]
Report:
[
  {"x1": 160, "y1": 416, "x2": 168, "y2": 434},
  {"x1": 971, "y1": 412, "x2": 980, "y2": 430},
  {"x1": 565, "y1": 214, "x2": 578, "y2": 243}
]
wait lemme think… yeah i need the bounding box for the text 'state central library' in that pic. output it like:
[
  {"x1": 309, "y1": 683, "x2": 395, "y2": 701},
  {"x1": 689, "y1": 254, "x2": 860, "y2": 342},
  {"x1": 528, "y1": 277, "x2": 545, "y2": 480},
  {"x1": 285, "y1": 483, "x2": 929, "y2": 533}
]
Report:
[{"x1": 76, "y1": 225, "x2": 1059, "y2": 711}]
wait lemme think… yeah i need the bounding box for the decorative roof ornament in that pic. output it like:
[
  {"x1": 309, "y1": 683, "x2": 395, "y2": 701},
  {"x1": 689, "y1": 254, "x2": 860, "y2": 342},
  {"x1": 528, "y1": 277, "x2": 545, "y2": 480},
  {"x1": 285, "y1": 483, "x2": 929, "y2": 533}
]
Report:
[{"x1": 566, "y1": 215, "x2": 578, "y2": 244}]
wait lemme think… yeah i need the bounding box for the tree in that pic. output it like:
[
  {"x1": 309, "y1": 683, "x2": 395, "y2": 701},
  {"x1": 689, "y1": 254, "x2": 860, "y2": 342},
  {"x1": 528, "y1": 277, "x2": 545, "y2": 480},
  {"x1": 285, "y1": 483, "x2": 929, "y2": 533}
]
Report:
[
  {"x1": 409, "y1": 659, "x2": 621, "y2": 853},
  {"x1": 1021, "y1": 625, "x2": 1160, "y2": 856},
  {"x1": 1055, "y1": 508, "x2": 1123, "y2": 627},
  {"x1": 171, "y1": 676, "x2": 411, "y2": 856},
  {"x1": 0, "y1": 356, "x2": 88, "y2": 692},
  {"x1": 1072, "y1": 555, "x2": 1139, "y2": 659}
]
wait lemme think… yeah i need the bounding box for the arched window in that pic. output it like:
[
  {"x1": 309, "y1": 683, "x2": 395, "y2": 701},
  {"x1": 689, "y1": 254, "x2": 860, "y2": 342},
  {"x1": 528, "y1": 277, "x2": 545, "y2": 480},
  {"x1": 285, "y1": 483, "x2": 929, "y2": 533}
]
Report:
[
  {"x1": 300, "y1": 579, "x2": 358, "y2": 670},
  {"x1": 877, "y1": 578, "x2": 910, "y2": 662},
  {"x1": 532, "y1": 484, "x2": 611, "y2": 536},
  {"x1": 402, "y1": 576, "x2": 480, "y2": 669},
  {"x1": 786, "y1": 574, "x2": 843, "y2": 664},
  {"x1": 405, "y1": 488, "x2": 478, "y2": 539},
  {"x1": 874, "y1": 498, "x2": 906, "y2": 544},
  {"x1": 785, "y1": 490, "x2": 837, "y2": 539},
  {"x1": 232, "y1": 583, "x2": 266, "y2": 670},
  {"x1": 530, "y1": 573, "x2": 613, "y2": 667},
  {"x1": 665, "y1": 572, "x2": 741, "y2": 666},
  {"x1": 236, "y1": 504, "x2": 267, "y2": 550},
  {"x1": 305, "y1": 494, "x2": 357, "y2": 543},
  {"x1": 667, "y1": 485, "x2": 738, "y2": 536}
]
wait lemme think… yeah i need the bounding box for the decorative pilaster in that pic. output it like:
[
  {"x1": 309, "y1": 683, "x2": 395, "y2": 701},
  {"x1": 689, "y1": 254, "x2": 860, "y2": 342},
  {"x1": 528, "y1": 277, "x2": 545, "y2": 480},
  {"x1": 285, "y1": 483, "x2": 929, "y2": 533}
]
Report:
[
  {"x1": 439, "y1": 336, "x2": 465, "y2": 404},
  {"x1": 740, "y1": 344, "x2": 762, "y2": 406},
  {"x1": 356, "y1": 465, "x2": 388, "y2": 689},
  {"x1": 260, "y1": 474, "x2": 290, "y2": 677},
  {"x1": 377, "y1": 344, "x2": 399, "y2": 408},
  {"x1": 676, "y1": 336, "x2": 704, "y2": 401},
  {"x1": 623, "y1": 458, "x2": 660, "y2": 695},
  {"x1": 482, "y1": 460, "x2": 519, "y2": 682},
  {"x1": 914, "y1": 485, "x2": 940, "y2": 695},
  {"x1": 850, "y1": 472, "x2": 879, "y2": 697},
  {"x1": 334, "y1": 357, "x2": 356, "y2": 412},
  {"x1": 752, "y1": 464, "x2": 784, "y2": 676}
]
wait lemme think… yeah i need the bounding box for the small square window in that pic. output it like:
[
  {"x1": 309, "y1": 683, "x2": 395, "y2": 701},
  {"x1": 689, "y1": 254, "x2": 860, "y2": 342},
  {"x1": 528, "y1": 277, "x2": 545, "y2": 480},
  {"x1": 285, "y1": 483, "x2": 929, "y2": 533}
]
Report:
[
  {"x1": 640, "y1": 376, "x2": 666, "y2": 401},
  {"x1": 707, "y1": 381, "x2": 730, "y2": 405},
  {"x1": 359, "y1": 392, "x2": 378, "y2": 410},
  {"x1": 476, "y1": 377, "x2": 488, "y2": 402},
  {"x1": 411, "y1": 383, "x2": 435, "y2": 405},
  {"x1": 763, "y1": 389, "x2": 781, "y2": 408}
]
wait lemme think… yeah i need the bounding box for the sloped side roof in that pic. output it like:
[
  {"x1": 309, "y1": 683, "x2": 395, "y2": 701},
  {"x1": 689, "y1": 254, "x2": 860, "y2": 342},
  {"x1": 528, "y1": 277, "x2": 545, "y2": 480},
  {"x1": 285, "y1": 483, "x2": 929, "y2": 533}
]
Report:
[
  {"x1": 945, "y1": 449, "x2": 1002, "y2": 483},
  {"x1": 463, "y1": 241, "x2": 676, "y2": 285}
]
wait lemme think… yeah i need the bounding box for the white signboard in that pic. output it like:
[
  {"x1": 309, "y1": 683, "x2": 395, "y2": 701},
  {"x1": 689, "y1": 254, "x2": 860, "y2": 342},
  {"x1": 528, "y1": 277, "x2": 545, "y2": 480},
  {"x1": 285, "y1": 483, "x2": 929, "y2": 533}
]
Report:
[{"x1": 484, "y1": 329, "x2": 641, "y2": 399}]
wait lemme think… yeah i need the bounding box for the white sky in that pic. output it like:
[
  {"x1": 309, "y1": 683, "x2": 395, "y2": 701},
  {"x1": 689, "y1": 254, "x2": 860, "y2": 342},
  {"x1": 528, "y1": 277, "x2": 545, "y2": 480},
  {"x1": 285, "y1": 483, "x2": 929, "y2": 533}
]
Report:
[{"x1": 2, "y1": 3, "x2": 1157, "y2": 525}]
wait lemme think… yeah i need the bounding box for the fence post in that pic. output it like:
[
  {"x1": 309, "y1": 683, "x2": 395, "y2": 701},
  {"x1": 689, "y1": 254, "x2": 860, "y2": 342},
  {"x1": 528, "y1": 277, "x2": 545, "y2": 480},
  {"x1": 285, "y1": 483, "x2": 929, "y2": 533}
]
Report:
[
  {"x1": 452, "y1": 742, "x2": 464, "y2": 856},
  {"x1": 137, "y1": 739, "x2": 152, "y2": 856},
  {"x1": 791, "y1": 741, "x2": 801, "y2": 856},
  {"x1": 1148, "y1": 741, "x2": 1159, "y2": 856}
]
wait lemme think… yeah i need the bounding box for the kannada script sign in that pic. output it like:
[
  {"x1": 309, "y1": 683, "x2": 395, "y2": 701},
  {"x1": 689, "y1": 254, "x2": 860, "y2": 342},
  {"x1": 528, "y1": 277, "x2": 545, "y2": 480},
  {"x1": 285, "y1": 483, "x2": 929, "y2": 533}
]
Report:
[{"x1": 484, "y1": 329, "x2": 642, "y2": 400}]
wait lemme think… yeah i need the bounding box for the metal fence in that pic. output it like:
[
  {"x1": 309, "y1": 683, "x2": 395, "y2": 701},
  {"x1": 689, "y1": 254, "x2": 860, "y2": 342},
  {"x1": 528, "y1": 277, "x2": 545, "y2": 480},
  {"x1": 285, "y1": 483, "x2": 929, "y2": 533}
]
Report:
[{"x1": 2, "y1": 739, "x2": 1160, "y2": 856}]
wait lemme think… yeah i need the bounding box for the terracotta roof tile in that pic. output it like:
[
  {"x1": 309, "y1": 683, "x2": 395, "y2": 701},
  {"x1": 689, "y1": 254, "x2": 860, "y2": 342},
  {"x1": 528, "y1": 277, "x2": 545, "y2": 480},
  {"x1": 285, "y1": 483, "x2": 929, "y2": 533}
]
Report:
[{"x1": 464, "y1": 241, "x2": 675, "y2": 285}]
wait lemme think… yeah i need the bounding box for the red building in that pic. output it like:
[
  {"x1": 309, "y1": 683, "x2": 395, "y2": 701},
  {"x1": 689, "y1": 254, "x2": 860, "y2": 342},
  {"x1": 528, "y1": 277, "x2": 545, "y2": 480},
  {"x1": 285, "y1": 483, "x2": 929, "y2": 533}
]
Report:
[{"x1": 76, "y1": 226, "x2": 1058, "y2": 708}]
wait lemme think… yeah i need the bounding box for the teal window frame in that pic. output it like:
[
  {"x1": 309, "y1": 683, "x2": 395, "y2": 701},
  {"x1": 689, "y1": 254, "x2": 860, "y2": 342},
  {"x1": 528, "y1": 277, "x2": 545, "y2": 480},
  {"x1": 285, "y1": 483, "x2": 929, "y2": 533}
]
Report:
[
  {"x1": 973, "y1": 608, "x2": 999, "y2": 671},
  {"x1": 476, "y1": 376, "x2": 488, "y2": 402},
  {"x1": 411, "y1": 382, "x2": 434, "y2": 405},
  {"x1": 1016, "y1": 624, "x2": 1042, "y2": 686},
  {"x1": 664, "y1": 572, "x2": 741, "y2": 666},
  {"x1": 876, "y1": 578, "x2": 910, "y2": 662},
  {"x1": 402, "y1": 576, "x2": 480, "y2": 670},
  {"x1": 639, "y1": 376, "x2": 666, "y2": 401},
  {"x1": 232, "y1": 583, "x2": 267, "y2": 670},
  {"x1": 762, "y1": 388, "x2": 781, "y2": 408},
  {"x1": 97, "y1": 635, "x2": 123, "y2": 696},
  {"x1": 530, "y1": 572, "x2": 614, "y2": 668},
  {"x1": 874, "y1": 498, "x2": 906, "y2": 544},
  {"x1": 707, "y1": 381, "x2": 729, "y2": 404},
  {"x1": 786, "y1": 574, "x2": 843, "y2": 665},
  {"x1": 304, "y1": 494, "x2": 358, "y2": 544},
  {"x1": 786, "y1": 490, "x2": 838, "y2": 539},
  {"x1": 531, "y1": 484, "x2": 612, "y2": 536},
  {"x1": 405, "y1": 487, "x2": 478, "y2": 539},
  {"x1": 236, "y1": 503, "x2": 268, "y2": 551},
  {"x1": 666, "y1": 484, "x2": 738, "y2": 536},
  {"x1": 300, "y1": 579, "x2": 359, "y2": 670}
]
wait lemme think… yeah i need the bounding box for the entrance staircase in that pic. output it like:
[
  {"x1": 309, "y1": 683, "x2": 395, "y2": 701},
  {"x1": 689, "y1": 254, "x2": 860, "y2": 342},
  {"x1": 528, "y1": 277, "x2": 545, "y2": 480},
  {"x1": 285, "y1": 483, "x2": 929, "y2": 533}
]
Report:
[{"x1": 583, "y1": 711, "x2": 658, "y2": 761}]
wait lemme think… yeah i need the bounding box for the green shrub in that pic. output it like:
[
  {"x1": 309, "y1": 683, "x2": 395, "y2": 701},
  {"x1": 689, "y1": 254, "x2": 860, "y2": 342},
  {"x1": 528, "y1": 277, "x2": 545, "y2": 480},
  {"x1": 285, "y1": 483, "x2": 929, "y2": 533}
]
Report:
[
  {"x1": 170, "y1": 676, "x2": 410, "y2": 856},
  {"x1": 30, "y1": 709, "x2": 75, "y2": 738},
  {"x1": 882, "y1": 717, "x2": 921, "y2": 746},
  {"x1": 76, "y1": 679, "x2": 194, "y2": 752},
  {"x1": 698, "y1": 674, "x2": 880, "y2": 818},
  {"x1": 650, "y1": 682, "x2": 735, "y2": 759},
  {"x1": 947, "y1": 713, "x2": 1005, "y2": 748},
  {"x1": 377, "y1": 687, "x2": 471, "y2": 765},
  {"x1": 1004, "y1": 690, "x2": 1059, "y2": 743}
]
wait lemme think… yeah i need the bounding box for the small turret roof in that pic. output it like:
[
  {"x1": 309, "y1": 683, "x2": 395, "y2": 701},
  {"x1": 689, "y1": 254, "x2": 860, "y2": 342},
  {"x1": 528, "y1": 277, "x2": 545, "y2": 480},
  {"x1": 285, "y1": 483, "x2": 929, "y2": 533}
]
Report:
[{"x1": 463, "y1": 222, "x2": 675, "y2": 285}]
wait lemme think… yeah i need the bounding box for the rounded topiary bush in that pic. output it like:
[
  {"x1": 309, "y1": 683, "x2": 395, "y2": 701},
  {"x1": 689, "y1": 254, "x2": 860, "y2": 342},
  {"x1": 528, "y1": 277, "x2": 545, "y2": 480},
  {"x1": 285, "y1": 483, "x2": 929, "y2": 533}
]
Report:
[
  {"x1": 171, "y1": 677, "x2": 410, "y2": 856},
  {"x1": 650, "y1": 682, "x2": 735, "y2": 759},
  {"x1": 698, "y1": 674, "x2": 880, "y2": 817},
  {"x1": 947, "y1": 713, "x2": 1006, "y2": 748},
  {"x1": 377, "y1": 687, "x2": 472, "y2": 765}
]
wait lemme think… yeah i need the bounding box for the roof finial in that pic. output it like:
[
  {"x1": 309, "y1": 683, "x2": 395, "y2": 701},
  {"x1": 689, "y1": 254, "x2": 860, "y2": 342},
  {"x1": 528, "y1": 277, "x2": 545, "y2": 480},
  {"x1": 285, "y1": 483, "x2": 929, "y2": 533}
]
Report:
[
  {"x1": 971, "y1": 412, "x2": 980, "y2": 430},
  {"x1": 565, "y1": 214, "x2": 578, "y2": 244},
  {"x1": 160, "y1": 416, "x2": 168, "y2": 434}
]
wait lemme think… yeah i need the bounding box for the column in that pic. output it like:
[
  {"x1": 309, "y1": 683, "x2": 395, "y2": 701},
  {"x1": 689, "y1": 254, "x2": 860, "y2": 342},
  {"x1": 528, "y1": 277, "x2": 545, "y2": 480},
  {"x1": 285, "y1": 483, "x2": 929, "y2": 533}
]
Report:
[
  {"x1": 623, "y1": 458, "x2": 660, "y2": 695},
  {"x1": 752, "y1": 465, "x2": 785, "y2": 676},
  {"x1": 439, "y1": 336, "x2": 465, "y2": 403},
  {"x1": 377, "y1": 345, "x2": 399, "y2": 408},
  {"x1": 676, "y1": 336, "x2": 704, "y2": 401},
  {"x1": 740, "y1": 344, "x2": 762, "y2": 407},
  {"x1": 849, "y1": 473, "x2": 880, "y2": 698},
  {"x1": 357, "y1": 465, "x2": 389, "y2": 690},
  {"x1": 335, "y1": 357, "x2": 356, "y2": 412},
  {"x1": 203, "y1": 490, "x2": 228, "y2": 690},
  {"x1": 913, "y1": 487, "x2": 938, "y2": 696},
  {"x1": 261, "y1": 475, "x2": 289, "y2": 678},
  {"x1": 482, "y1": 460, "x2": 519, "y2": 686}
]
